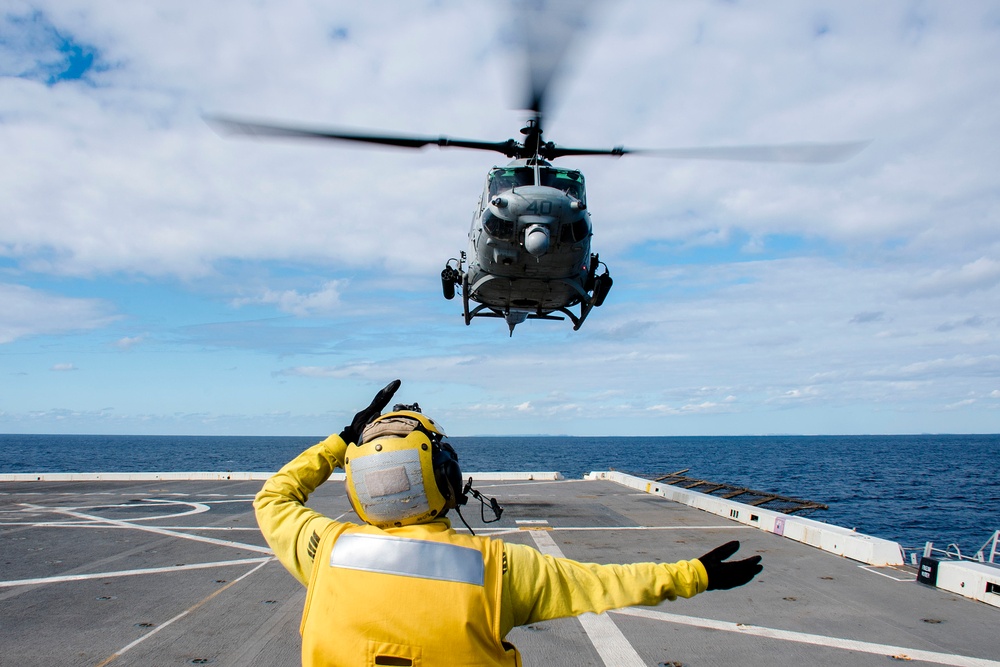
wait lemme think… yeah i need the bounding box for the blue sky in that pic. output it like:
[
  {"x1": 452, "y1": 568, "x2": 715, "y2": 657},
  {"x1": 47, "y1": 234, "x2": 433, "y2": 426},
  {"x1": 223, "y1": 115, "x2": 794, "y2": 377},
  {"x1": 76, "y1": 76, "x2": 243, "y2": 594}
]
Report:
[{"x1": 2, "y1": 1, "x2": 1000, "y2": 436}]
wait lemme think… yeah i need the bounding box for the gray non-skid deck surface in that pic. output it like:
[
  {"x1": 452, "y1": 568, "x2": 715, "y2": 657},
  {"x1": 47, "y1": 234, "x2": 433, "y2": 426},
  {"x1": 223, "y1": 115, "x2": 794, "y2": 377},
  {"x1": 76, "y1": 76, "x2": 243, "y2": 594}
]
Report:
[{"x1": 1, "y1": 477, "x2": 996, "y2": 667}]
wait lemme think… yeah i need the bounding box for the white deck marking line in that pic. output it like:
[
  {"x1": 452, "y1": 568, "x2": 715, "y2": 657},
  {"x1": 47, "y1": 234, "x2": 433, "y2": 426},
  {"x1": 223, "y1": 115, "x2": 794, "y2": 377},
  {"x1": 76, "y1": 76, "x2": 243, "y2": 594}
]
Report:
[
  {"x1": 194, "y1": 498, "x2": 255, "y2": 504},
  {"x1": 475, "y1": 480, "x2": 571, "y2": 489},
  {"x1": 51, "y1": 498, "x2": 211, "y2": 523},
  {"x1": 0, "y1": 521, "x2": 96, "y2": 527},
  {"x1": 860, "y1": 564, "x2": 916, "y2": 582},
  {"x1": 458, "y1": 524, "x2": 747, "y2": 537},
  {"x1": 614, "y1": 607, "x2": 1000, "y2": 667},
  {"x1": 552, "y1": 525, "x2": 746, "y2": 532},
  {"x1": 143, "y1": 525, "x2": 260, "y2": 531},
  {"x1": 95, "y1": 558, "x2": 273, "y2": 667},
  {"x1": 527, "y1": 529, "x2": 646, "y2": 667},
  {"x1": 21, "y1": 503, "x2": 273, "y2": 554},
  {"x1": 0, "y1": 557, "x2": 272, "y2": 587},
  {"x1": 0, "y1": 522, "x2": 260, "y2": 532}
]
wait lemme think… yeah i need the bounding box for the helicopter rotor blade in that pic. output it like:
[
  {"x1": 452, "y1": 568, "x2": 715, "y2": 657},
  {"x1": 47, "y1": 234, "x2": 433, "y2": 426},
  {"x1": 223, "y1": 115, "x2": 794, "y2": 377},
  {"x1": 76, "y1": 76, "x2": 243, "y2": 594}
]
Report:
[
  {"x1": 546, "y1": 140, "x2": 870, "y2": 163},
  {"x1": 516, "y1": 0, "x2": 594, "y2": 116},
  {"x1": 205, "y1": 115, "x2": 519, "y2": 157}
]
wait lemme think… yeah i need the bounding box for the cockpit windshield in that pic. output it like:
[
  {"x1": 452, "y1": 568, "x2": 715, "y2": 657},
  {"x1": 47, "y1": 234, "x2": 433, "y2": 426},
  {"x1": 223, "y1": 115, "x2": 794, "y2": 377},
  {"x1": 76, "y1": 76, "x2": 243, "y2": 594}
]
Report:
[
  {"x1": 540, "y1": 168, "x2": 585, "y2": 201},
  {"x1": 488, "y1": 167, "x2": 533, "y2": 196},
  {"x1": 488, "y1": 166, "x2": 586, "y2": 202}
]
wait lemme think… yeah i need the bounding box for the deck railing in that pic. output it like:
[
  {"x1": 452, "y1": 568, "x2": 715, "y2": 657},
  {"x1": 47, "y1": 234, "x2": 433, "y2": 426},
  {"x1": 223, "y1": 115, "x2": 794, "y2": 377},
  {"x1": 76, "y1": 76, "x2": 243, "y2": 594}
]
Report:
[{"x1": 914, "y1": 530, "x2": 1000, "y2": 565}]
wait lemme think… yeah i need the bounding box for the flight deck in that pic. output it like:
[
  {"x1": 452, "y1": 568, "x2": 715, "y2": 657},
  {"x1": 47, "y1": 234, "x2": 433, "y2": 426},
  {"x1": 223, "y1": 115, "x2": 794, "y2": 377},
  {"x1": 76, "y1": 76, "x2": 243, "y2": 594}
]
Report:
[{"x1": 1, "y1": 473, "x2": 997, "y2": 667}]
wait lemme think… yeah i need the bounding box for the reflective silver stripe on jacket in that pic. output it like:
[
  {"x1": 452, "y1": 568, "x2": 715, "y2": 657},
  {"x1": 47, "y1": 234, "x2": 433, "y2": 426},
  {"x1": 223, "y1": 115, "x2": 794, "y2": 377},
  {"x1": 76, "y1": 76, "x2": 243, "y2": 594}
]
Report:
[{"x1": 329, "y1": 533, "x2": 485, "y2": 586}]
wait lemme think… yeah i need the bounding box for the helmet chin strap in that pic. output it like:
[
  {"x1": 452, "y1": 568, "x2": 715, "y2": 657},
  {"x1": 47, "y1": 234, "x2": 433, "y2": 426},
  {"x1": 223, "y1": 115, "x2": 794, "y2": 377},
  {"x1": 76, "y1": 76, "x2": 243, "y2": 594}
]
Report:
[{"x1": 455, "y1": 478, "x2": 504, "y2": 536}]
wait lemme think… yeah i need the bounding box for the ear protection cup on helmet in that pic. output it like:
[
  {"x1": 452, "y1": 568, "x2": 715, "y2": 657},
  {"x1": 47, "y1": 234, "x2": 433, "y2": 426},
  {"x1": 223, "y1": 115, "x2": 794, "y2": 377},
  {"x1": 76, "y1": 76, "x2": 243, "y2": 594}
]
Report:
[{"x1": 432, "y1": 441, "x2": 466, "y2": 510}]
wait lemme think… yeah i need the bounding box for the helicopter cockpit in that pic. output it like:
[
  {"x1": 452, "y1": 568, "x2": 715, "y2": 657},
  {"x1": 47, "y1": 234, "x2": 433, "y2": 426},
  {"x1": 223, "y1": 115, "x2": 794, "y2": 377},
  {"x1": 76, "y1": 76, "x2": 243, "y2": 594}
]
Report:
[
  {"x1": 488, "y1": 166, "x2": 532, "y2": 195},
  {"x1": 540, "y1": 167, "x2": 585, "y2": 202},
  {"x1": 481, "y1": 164, "x2": 590, "y2": 246},
  {"x1": 487, "y1": 165, "x2": 586, "y2": 202}
]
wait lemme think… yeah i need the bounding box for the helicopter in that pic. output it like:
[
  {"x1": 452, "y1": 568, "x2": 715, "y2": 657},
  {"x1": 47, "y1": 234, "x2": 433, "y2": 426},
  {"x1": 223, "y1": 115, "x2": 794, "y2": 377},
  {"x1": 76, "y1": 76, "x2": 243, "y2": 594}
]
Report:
[
  {"x1": 208, "y1": 7, "x2": 866, "y2": 335},
  {"x1": 207, "y1": 111, "x2": 865, "y2": 335}
]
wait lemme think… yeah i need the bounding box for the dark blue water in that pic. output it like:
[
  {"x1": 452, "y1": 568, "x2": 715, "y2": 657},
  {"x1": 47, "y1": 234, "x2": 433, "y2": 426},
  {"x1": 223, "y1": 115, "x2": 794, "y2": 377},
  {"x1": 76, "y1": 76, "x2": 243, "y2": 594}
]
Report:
[{"x1": 1, "y1": 434, "x2": 997, "y2": 553}]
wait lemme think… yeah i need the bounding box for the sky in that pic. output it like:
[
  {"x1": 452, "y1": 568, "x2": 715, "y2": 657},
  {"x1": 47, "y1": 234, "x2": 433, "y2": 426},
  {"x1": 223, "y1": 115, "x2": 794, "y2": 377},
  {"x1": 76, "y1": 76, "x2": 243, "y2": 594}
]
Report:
[{"x1": 2, "y1": 1, "x2": 999, "y2": 437}]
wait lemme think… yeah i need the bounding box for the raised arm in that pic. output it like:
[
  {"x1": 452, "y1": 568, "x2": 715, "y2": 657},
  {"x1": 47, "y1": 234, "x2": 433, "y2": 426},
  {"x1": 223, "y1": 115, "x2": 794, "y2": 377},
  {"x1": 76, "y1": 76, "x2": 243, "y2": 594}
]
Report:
[
  {"x1": 254, "y1": 436, "x2": 346, "y2": 585},
  {"x1": 254, "y1": 379, "x2": 402, "y2": 584}
]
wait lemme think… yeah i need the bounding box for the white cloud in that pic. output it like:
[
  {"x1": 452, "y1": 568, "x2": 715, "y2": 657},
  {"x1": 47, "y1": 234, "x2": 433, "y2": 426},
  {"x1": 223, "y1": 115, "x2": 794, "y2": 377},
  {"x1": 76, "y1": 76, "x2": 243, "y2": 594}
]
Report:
[
  {"x1": 114, "y1": 334, "x2": 147, "y2": 350},
  {"x1": 0, "y1": 283, "x2": 117, "y2": 343},
  {"x1": 1, "y1": 1, "x2": 997, "y2": 283},
  {"x1": 2, "y1": 2, "x2": 1000, "y2": 435},
  {"x1": 50, "y1": 363, "x2": 77, "y2": 372},
  {"x1": 896, "y1": 355, "x2": 1000, "y2": 380},
  {"x1": 905, "y1": 258, "x2": 1000, "y2": 298},
  {"x1": 779, "y1": 388, "x2": 819, "y2": 401},
  {"x1": 232, "y1": 281, "x2": 345, "y2": 317},
  {"x1": 276, "y1": 366, "x2": 344, "y2": 379}
]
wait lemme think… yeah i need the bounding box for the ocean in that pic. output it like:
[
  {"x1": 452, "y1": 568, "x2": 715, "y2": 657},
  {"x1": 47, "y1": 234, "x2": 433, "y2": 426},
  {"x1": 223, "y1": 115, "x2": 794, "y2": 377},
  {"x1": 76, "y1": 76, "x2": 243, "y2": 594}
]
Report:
[{"x1": 1, "y1": 433, "x2": 997, "y2": 555}]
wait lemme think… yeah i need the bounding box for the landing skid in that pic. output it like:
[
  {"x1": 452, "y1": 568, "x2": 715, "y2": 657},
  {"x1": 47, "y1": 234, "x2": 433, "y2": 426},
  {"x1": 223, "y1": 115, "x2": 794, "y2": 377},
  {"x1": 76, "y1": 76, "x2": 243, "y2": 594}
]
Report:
[
  {"x1": 462, "y1": 278, "x2": 598, "y2": 335},
  {"x1": 446, "y1": 260, "x2": 611, "y2": 335}
]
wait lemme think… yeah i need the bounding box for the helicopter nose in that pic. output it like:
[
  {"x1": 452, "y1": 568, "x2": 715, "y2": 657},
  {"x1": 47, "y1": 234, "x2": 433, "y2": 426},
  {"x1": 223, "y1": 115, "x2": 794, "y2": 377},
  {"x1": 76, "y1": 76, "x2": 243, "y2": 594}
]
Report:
[
  {"x1": 520, "y1": 214, "x2": 554, "y2": 258},
  {"x1": 524, "y1": 224, "x2": 550, "y2": 257}
]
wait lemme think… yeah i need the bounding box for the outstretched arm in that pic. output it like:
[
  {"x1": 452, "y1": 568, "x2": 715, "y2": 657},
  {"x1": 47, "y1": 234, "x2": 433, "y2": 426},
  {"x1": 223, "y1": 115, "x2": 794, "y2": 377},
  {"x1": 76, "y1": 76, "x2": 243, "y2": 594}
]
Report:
[
  {"x1": 501, "y1": 543, "x2": 708, "y2": 633},
  {"x1": 500, "y1": 539, "x2": 762, "y2": 634}
]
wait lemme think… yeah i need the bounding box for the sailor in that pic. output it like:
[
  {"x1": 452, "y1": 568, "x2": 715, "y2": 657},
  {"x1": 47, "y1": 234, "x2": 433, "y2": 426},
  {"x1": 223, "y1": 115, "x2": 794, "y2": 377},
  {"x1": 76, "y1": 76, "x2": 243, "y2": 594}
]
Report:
[{"x1": 254, "y1": 380, "x2": 762, "y2": 667}]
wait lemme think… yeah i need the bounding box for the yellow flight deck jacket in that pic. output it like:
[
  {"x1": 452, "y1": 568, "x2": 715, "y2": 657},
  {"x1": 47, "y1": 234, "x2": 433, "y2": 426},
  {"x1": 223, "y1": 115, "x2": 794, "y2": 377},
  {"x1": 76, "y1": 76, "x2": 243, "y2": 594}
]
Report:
[{"x1": 254, "y1": 435, "x2": 709, "y2": 667}]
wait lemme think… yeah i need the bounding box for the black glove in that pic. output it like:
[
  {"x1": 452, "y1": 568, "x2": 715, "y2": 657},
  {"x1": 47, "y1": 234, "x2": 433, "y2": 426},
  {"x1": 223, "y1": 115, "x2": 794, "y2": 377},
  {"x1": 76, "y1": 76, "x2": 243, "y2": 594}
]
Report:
[
  {"x1": 698, "y1": 541, "x2": 762, "y2": 591},
  {"x1": 339, "y1": 379, "x2": 401, "y2": 445}
]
